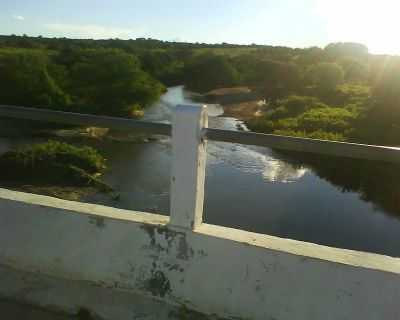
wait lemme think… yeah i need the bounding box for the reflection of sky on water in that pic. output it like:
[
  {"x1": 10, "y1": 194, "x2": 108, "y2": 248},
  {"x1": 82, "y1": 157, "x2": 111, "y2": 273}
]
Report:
[
  {"x1": 207, "y1": 114, "x2": 308, "y2": 183},
  {"x1": 145, "y1": 86, "x2": 308, "y2": 184},
  {"x1": 207, "y1": 141, "x2": 308, "y2": 183},
  {"x1": 262, "y1": 160, "x2": 307, "y2": 183}
]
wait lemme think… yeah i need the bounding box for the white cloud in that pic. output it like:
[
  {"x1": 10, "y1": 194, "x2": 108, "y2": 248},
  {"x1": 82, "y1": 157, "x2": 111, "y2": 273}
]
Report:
[
  {"x1": 43, "y1": 23, "x2": 135, "y2": 39},
  {"x1": 12, "y1": 15, "x2": 25, "y2": 21}
]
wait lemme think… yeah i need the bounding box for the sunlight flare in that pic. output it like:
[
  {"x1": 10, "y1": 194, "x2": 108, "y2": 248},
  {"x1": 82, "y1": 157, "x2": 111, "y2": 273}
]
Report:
[{"x1": 315, "y1": 0, "x2": 400, "y2": 54}]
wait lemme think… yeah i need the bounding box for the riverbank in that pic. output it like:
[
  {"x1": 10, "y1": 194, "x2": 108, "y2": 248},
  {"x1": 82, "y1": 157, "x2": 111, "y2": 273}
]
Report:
[
  {"x1": 0, "y1": 140, "x2": 116, "y2": 202},
  {"x1": 221, "y1": 100, "x2": 266, "y2": 121},
  {"x1": 0, "y1": 183, "x2": 98, "y2": 201},
  {"x1": 0, "y1": 118, "x2": 158, "y2": 202},
  {"x1": 201, "y1": 87, "x2": 266, "y2": 121}
]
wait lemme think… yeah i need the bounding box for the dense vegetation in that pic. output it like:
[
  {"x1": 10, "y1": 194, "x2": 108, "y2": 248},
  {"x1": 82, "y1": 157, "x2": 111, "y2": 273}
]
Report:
[
  {"x1": 243, "y1": 46, "x2": 400, "y2": 147},
  {"x1": 0, "y1": 41, "x2": 165, "y2": 118},
  {"x1": 1, "y1": 35, "x2": 400, "y2": 215},
  {"x1": 1, "y1": 35, "x2": 400, "y2": 147},
  {"x1": 0, "y1": 140, "x2": 107, "y2": 187}
]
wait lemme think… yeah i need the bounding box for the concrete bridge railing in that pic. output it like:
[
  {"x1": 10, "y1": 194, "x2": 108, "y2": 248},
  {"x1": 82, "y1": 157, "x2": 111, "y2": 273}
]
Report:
[{"x1": 0, "y1": 104, "x2": 400, "y2": 320}]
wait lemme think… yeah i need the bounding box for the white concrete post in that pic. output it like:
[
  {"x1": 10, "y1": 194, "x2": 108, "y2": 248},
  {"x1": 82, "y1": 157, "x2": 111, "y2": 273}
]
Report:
[{"x1": 170, "y1": 104, "x2": 208, "y2": 230}]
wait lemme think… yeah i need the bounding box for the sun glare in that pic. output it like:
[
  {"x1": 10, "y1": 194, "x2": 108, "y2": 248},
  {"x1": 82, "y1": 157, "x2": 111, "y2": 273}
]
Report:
[{"x1": 315, "y1": 0, "x2": 400, "y2": 54}]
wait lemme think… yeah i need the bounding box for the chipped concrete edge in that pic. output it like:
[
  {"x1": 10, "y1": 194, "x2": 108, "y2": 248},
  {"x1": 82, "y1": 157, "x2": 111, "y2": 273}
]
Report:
[
  {"x1": 1, "y1": 187, "x2": 400, "y2": 276},
  {"x1": 196, "y1": 224, "x2": 400, "y2": 275},
  {"x1": 0, "y1": 188, "x2": 169, "y2": 226}
]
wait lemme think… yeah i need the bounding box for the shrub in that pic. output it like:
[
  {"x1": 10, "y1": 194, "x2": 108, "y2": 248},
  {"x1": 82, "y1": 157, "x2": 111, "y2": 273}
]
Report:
[
  {"x1": 246, "y1": 118, "x2": 274, "y2": 133},
  {"x1": 297, "y1": 107, "x2": 355, "y2": 133},
  {"x1": 282, "y1": 95, "x2": 327, "y2": 115},
  {"x1": 335, "y1": 83, "x2": 371, "y2": 105},
  {"x1": 273, "y1": 117, "x2": 299, "y2": 131},
  {"x1": 273, "y1": 129, "x2": 346, "y2": 141},
  {"x1": 0, "y1": 141, "x2": 106, "y2": 186}
]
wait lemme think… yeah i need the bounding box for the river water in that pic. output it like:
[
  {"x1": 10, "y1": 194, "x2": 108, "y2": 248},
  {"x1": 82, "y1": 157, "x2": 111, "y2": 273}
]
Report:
[{"x1": 3, "y1": 86, "x2": 400, "y2": 256}]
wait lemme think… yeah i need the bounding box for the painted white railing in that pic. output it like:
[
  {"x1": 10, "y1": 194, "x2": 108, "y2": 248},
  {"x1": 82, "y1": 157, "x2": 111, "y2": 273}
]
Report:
[
  {"x1": 1, "y1": 104, "x2": 400, "y2": 320},
  {"x1": 2, "y1": 104, "x2": 400, "y2": 232}
]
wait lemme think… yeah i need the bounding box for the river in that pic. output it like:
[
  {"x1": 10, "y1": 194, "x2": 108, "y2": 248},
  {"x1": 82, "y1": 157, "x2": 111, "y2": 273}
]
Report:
[{"x1": 3, "y1": 86, "x2": 400, "y2": 256}]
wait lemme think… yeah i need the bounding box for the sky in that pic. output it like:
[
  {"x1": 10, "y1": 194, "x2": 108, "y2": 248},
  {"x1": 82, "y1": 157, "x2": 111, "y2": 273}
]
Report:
[{"x1": 1, "y1": 0, "x2": 400, "y2": 55}]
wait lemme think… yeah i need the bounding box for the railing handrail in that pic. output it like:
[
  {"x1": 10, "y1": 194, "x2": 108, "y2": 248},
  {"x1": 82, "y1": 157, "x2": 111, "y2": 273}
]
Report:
[
  {"x1": 205, "y1": 128, "x2": 400, "y2": 164},
  {"x1": 2, "y1": 103, "x2": 400, "y2": 231},
  {"x1": 0, "y1": 105, "x2": 172, "y2": 136},
  {"x1": 1, "y1": 104, "x2": 400, "y2": 164}
]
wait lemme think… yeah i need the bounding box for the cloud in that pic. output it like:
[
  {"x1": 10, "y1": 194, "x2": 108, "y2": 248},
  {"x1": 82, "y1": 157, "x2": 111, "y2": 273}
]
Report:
[
  {"x1": 43, "y1": 23, "x2": 135, "y2": 39},
  {"x1": 12, "y1": 15, "x2": 25, "y2": 21}
]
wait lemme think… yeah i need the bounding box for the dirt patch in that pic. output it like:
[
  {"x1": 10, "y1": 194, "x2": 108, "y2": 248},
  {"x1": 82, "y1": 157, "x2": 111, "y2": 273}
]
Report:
[
  {"x1": 206, "y1": 87, "x2": 251, "y2": 96},
  {"x1": 222, "y1": 100, "x2": 266, "y2": 121}
]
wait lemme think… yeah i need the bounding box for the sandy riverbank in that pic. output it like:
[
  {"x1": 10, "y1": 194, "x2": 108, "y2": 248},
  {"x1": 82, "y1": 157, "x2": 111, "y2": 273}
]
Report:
[
  {"x1": 221, "y1": 100, "x2": 266, "y2": 121},
  {"x1": 201, "y1": 87, "x2": 266, "y2": 121}
]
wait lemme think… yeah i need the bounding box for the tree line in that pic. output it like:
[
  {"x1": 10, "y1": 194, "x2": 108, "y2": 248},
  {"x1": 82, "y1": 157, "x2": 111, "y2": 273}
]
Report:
[
  {"x1": 2, "y1": 35, "x2": 400, "y2": 216},
  {"x1": 1, "y1": 35, "x2": 400, "y2": 147}
]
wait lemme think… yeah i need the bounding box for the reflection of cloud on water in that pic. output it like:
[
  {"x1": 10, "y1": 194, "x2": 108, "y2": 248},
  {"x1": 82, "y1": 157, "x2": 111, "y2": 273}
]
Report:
[
  {"x1": 262, "y1": 161, "x2": 307, "y2": 183},
  {"x1": 144, "y1": 86, "x2": 307, "y2": 183},
  {"x1": 207, "y1": 142, "x2": 308, "y2": 183}
]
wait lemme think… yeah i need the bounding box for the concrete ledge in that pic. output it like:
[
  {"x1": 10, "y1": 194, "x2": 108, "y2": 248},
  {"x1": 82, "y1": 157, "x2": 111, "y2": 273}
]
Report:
[
  {"x1": 0, "y1": 188, "x2": 168, "y2": 226},
  {"x1": 2, "y1": 188, "x2": 399, "y2": 275},
  {"x1": 197, "y1": 224, "x2": 400, "y2": 275},
  {"x1": 1, "y1": 188, "x2": 400, "y2": 320}
]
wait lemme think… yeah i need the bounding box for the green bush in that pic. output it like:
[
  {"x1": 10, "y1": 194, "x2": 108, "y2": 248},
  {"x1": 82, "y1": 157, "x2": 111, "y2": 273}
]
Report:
[
  {"x1": 246, "y1": 119, "x2": 273, "y2": 133},
  {"x1": 273, "y1": 129, "x2": 346, "y2": 141},
  {"x1": 297, "y1": 107, "x2": 355, "y2": 133},
  {"x1": 248, "y1": 103, "x2": 356, "y2": 142},
  {"x1": 0, "y1": 141, "x2": 106, "y2": 186},
  {"x1": 335, "y1": 83, "x2": 371, "y2": 105},
  {"x1": 273, "y1": 117, "x2": 299, "y2": 131},
  {"x1": 269, "y1": 106, "x2": 290, "y2": 120},
  {"x1": 308, "y1": 62, "x2": 344, "y2": 92},
  {"x1": 270, "y1": 95, "x2": 328, "y2": 118}
]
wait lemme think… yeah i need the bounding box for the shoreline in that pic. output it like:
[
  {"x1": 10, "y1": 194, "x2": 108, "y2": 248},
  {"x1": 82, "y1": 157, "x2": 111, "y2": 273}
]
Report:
[
  {"x1": 196, "y1": 86, "x2": 266, "y2": 121},
  {"x1": 0, "y1": 183, "x2": 98, "y2": 201},
  {"x1": 220, "y1": 100, "x2": 266, "y2": 121}
]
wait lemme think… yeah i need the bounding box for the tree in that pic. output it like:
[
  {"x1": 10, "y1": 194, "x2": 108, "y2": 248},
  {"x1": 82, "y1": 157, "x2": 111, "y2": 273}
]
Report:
[
  {"x1": 339, "y1": 58, "x2": 368, "y2": 83},
  {"x1": 69, "y1": 49, "x2": 164, "y2": 117},
  {"x1": 183, "y1": 53, "x2": 239, "y2": 92},
  {"x1": 234, "y1": 56, "x2": 300, "y2": 100},
  {"x1": 309, "y1": 62, "x2": 344, "y2": 92},
  {"x1": 0, "y1": 49, "x2": 70, "y2": 109},
  {"x1": 139, "y1": 50, "x2": 183, "y2": 86},
  {"x1": 295, "y1": 46, "x2": 324, "y2": 67},
  {"x1": 324, "y1": 42, "x2": 369, "y2": 60},
  {"x1": 357, "y1": 59, "x2": 400, "y2": 145}
]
